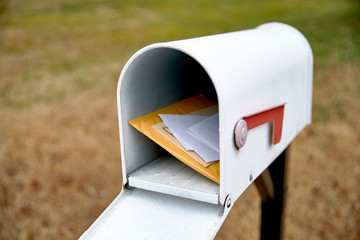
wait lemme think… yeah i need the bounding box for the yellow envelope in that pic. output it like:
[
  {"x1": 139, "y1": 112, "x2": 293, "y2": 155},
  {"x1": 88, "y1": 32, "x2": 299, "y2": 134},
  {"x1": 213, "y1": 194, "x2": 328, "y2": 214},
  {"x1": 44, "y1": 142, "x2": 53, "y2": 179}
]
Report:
[{"x1": 128, "y1": 95, "x2": 220, "y2": 184}]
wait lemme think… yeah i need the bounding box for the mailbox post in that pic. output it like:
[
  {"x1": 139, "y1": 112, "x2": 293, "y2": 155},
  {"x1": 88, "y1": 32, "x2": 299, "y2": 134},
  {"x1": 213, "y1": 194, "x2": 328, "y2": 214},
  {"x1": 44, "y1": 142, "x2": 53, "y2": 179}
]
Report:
[
  {"x1": 79, "y1": 22, "x2": 313, "y2": 240},
  {"x1": 255, "y1": 148, "x2": 289, "y2": 240}
]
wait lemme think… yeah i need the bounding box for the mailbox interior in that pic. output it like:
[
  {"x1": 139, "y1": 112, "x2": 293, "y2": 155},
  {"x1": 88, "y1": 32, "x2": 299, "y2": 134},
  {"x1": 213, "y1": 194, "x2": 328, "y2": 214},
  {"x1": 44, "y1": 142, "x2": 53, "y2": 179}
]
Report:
[{"x1": 119, "y1": 47, "x2": 220, "y2": 203}]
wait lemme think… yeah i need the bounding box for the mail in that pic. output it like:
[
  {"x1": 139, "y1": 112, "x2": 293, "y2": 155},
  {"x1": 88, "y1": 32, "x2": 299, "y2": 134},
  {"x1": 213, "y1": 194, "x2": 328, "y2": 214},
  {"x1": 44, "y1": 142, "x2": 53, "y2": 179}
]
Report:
[
  {"x1": 158, "y1": 113, "x2": 219, "y2": 163},
  {"x1": 128, "y1": 94, "x2": 220, "y2": 183}
]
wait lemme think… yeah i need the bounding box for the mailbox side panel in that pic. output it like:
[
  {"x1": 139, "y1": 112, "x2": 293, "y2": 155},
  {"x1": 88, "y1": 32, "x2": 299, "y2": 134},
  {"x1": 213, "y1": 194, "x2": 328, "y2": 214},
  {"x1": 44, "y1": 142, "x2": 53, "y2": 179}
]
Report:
[
  {"x1": 218, "y1": 23, "x2": 313, "y2": 203},
  {"x1": 167, "y1": 23, "x2": 313, "y2": 203}
]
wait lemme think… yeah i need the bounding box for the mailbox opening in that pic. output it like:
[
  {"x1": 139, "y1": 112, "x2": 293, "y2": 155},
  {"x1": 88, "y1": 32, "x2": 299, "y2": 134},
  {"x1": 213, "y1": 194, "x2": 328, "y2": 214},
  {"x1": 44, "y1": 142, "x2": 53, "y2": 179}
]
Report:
[{"x1": 119, "y1": 47, "x2": 220, "y2": 204}]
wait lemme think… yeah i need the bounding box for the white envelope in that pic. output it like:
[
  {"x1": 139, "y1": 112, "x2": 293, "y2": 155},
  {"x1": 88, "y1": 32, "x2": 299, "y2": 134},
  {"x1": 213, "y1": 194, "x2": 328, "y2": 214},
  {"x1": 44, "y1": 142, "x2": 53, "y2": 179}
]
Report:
[
  {"x1": 188, "y1": 113, "x2": 219, "y2": 152},
  {"x1": 159, "y1": 114, "x2": 219, "y2": 163}
]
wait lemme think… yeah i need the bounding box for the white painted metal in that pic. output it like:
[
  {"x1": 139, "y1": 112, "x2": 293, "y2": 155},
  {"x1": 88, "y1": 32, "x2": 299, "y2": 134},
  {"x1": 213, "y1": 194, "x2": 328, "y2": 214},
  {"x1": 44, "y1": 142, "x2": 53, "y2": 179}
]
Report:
[
  {"x1": 118, "y1": 22, "x2": 312, "y2": 205},
  {"x1": 80, "y1": 22, "x2": 313, "y2": 239},
  {"x1": 79, "y1": 188, "x2": 231, "y2": 240},
  {"x1": 129, "y1": 155, "x2": 219, "y2": 204}
]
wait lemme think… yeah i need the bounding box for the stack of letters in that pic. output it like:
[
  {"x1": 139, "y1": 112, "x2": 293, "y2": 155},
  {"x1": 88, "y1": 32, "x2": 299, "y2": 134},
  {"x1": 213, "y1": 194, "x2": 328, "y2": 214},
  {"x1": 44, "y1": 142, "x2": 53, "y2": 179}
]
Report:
[{"x1": 128, "y1": 94, "x2": 220, "y2": 183}]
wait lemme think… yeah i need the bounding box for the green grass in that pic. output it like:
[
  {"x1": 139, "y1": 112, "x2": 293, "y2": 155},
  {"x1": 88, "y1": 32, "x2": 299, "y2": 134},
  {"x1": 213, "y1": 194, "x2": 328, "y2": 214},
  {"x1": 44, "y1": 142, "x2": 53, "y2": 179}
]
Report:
[{"x1": 0, "y1": 0, "x2": 359, "y2": 113}]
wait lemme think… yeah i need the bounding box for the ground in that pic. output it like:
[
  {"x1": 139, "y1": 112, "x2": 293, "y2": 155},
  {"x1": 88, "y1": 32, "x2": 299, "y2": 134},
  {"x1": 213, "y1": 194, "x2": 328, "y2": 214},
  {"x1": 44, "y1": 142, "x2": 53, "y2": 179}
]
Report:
[{"x1": 0, "y1": 0, "x2": 359, "y2": 239}]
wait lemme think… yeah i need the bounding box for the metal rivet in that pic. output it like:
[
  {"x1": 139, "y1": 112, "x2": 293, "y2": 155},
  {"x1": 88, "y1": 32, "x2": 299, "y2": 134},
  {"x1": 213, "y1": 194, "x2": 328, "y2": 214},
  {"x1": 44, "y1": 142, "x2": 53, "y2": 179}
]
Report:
[
  {"x1": 226, "y1": 198, "x2": 232, "y2": 208},
  {"x1": 234, "y1": 119, "x2": 248, "y2": 149},
  {"x1": 249, "y1": 174, "x2": 253, "y2": 182}
]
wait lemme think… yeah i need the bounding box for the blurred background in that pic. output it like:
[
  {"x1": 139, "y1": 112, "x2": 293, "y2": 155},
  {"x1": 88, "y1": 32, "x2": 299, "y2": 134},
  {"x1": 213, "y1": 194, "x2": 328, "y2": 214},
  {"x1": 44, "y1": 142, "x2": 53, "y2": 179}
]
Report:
[{"x1": 0, "y1": 0, "x2": 359, "y2": 239}]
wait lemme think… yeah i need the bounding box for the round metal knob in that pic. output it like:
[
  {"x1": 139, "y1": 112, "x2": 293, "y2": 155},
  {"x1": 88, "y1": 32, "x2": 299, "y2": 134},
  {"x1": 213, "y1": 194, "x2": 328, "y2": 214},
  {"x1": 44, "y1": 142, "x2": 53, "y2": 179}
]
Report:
[{"x1": 234, "y1": 119, "x2": 247, "y2": 149}]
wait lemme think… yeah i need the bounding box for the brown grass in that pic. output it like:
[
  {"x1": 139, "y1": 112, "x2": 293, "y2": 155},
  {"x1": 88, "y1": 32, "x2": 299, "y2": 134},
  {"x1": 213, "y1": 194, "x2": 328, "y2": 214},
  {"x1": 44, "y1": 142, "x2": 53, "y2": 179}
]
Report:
[
  {"x1": 0, "y1": 94, "x2": 122, "y2": 239},
  {"x1": 1, "y1": 63, "x2": 359, "y2": 239}
]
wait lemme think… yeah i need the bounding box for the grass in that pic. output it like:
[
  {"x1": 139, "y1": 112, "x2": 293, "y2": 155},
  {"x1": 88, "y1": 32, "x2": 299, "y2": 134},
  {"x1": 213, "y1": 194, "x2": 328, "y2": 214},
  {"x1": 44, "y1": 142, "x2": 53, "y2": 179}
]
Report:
[
  {"x1": 0, "y1": 0, "x2": 359, "y2": 239},
  {"x1": 1, "y1": 0, "x2": 359, "y2": 110}
]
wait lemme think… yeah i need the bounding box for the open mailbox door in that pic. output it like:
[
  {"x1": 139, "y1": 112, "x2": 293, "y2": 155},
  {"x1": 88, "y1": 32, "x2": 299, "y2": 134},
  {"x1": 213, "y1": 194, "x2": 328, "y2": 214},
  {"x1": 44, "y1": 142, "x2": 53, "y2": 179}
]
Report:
[
  {"x1": 80, "y1": 22, "x2": 313, "y2": 240},
  {"x1": 79, "y1": 188, "x2": 230, "y2": 240}
]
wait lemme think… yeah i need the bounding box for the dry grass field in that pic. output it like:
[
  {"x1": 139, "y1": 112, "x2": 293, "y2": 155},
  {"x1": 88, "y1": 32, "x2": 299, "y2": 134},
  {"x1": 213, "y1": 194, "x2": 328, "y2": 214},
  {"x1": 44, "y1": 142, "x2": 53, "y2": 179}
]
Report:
[{"x1": 0, "y1": 0, "x2": 359, "y2": 239}]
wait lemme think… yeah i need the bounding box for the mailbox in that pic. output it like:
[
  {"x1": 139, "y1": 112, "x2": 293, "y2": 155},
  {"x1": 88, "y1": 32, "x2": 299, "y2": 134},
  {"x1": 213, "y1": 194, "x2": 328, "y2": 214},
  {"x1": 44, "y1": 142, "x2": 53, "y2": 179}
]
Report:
[{"x1": 80, "y1": 22, "x2": 313, "y2": 239}]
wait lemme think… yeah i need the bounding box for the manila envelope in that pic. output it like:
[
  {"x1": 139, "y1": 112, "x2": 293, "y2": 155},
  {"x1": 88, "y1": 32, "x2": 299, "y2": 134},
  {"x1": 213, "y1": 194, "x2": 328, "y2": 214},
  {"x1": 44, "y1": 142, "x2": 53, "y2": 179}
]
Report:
[{"x1": 128, "y1": 94, "x2": 220, "y2": 184}]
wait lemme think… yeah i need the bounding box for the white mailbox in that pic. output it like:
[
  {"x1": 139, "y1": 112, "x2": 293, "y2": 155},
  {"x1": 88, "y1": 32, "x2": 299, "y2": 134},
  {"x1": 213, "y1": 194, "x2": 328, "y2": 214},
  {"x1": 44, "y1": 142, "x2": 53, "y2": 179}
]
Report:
[{"x1": 80, "y1": 22, "x2": 313, "y2": 239}]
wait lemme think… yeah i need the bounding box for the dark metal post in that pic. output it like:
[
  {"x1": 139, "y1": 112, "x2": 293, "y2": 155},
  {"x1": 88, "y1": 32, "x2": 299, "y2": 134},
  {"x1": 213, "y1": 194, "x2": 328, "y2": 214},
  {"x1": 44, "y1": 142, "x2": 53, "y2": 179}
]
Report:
[{"x1": 259, "y1": 147, "x2": 289, "y2": 240}]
